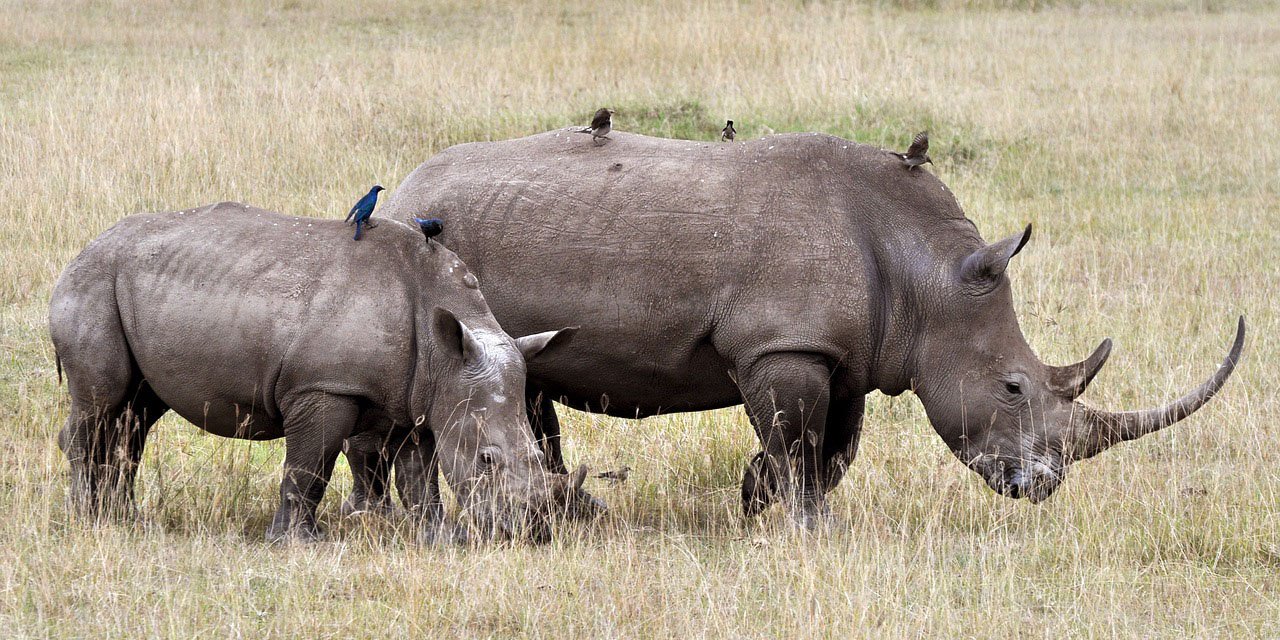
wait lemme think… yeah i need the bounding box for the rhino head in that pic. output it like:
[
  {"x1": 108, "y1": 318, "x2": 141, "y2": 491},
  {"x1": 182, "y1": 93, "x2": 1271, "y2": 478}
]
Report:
[
  {"x1": 423, "y1": 307, "x2": 580, "y2": 541},
  {"x1": 911, "y1": 225, "x2": 1244, "y2": 502}
]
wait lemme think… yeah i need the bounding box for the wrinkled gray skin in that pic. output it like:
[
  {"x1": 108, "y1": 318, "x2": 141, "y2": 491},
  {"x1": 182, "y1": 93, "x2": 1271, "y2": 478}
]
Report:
[
  {"x1": 49, "y1": 202, "x2": 578, "y2": 542},
  {"x1": 372, "y1": 130, "x2": 1244, "y2": 528}
]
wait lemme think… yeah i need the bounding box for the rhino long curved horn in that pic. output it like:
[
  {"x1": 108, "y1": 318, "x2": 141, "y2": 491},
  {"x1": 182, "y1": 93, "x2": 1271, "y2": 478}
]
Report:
[
  {"x1": 1048, "y1": 338, "x2": 1113, "y2": 399},
  {"x1": 1070, "y1": 317, "x2": 1245, "y2": 460}
]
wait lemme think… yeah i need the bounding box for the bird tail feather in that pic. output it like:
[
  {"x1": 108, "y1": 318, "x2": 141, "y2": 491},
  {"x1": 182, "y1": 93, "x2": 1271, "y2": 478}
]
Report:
[{"x1": 354, "y1": 221, "x2": 363, "y2": 241}]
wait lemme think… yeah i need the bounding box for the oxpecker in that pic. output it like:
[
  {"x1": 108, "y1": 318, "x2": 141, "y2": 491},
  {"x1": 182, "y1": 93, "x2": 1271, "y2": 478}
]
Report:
[
  {"x1": 894, "y1": 131, "x2": 932, "y2": 170},
  {"x1": 721, "y1": 120, "x2": 736, "y2": 142},
  {"x1": 576, "y1": 108, "x2": 614, "y2": 145}
]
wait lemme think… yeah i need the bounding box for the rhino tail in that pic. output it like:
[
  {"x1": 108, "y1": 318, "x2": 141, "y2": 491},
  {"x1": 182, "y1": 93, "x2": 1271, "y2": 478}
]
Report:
[{"x1": 55, "y1": 352, "x2": 63, "y2": 386}]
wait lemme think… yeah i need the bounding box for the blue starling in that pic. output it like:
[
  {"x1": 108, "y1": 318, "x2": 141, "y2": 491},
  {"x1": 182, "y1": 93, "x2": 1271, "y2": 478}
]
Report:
[
  {"x1": 345, "y1": 185, "x2": 384, "y2": 241},
  {"x1": 414, "y1": 217, "x2": 444, "y2": 239},
  {"x1": 576, "y1": 108, "x2": 614, "y2": 145},
  {"x1": 893, "y1": 131, "x2": 932, "y2": 170},
  {"x1": 721, "y1": 120, "x2": 736, "y2": 142}
]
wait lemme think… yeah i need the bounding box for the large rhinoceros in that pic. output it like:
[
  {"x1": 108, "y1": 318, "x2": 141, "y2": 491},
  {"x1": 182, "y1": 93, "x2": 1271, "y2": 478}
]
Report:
[
  {"x1": 49, "y1": 202, "x2": 578, "y2": 542},
  {"x1": 374, "y1": 130, "x2": 1244, "y2": 528}
]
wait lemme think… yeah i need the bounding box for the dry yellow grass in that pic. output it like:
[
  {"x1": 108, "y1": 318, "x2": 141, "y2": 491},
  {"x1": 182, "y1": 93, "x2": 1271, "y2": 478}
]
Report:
[{"x1": 1, "y1": 0, "x2": 1277, "y2": 636}]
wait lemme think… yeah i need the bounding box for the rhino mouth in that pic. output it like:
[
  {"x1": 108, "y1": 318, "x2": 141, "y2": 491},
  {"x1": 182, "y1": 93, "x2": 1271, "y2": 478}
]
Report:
[
  {"x1": 456, "y1": 464, "x2": 589, "y2": 543},
  {"x1": 967, "y1": 455, "x2": 1063, "y2": 504},
  {"x1": 465, "y1": 506, "x2": 554, "y2": 544}
]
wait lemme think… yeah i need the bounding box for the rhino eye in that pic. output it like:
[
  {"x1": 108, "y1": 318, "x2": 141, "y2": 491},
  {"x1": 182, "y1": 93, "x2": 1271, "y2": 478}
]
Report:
[
  {"x1": 478, "y1": 446, "x2": 501, "y2": 469},
  {"x1": 1005, "y1": 382, "x2": 1023, "y2": 395}
]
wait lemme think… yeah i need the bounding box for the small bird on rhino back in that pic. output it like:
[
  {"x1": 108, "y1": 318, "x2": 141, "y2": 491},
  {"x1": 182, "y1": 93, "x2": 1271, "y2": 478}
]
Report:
[
  {"x1": 576, "y1": 108, "x2": 614, "y2": 145},
  {"x1": 721, "y1": 119, "x2": 736, "y2": 142},
  {"x1": 346, "y1": 185, "x2": 384, "y2": 241},
  {"x1": 893, "y1": 131, "x2": 932, "y2": 170}
]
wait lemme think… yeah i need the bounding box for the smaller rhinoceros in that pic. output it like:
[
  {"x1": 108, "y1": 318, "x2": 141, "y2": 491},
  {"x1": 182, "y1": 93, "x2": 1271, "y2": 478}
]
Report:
[{"x1": 49, "y1": 202, "x2": 576, "y2": 542}]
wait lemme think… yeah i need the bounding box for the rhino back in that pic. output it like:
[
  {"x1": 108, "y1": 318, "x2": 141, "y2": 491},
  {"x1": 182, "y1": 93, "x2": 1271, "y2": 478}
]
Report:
[
  {"x1": 55, "y1": 202, "x2": 464, "y2": 438},
  {"x1": 384, "y1": 131, "x2": 983, "y2": 412}
]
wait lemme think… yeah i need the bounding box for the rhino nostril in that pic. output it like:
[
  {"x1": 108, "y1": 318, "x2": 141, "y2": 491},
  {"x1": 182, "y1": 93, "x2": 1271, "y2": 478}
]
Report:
[{"x1": 1002, "y1": 467, "x2": 1028, "y2": 498}]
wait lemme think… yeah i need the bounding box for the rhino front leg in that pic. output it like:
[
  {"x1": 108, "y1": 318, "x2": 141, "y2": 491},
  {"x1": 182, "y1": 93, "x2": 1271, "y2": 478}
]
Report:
[
  {"x1": 342, "y1": 428, "x2": 400, "y2": 516},
  {"x1": 737, "y1": 352, "x2": 831, "y2": 530},
  {"x1": 821, "y1": 393, "x2": 865, "y2": 492},
  {"x1": 268, "y1": 393, "x2": 356, "y2": 542},
  {"x1": 744, "y1": 392, "x2": 865, "y2": 503},
  {"x1": 390, "y1": 430, "x2": 449, "y2": 544},
  {"x1": 526, "y1": 388, "x2": 567, "y2": 474}
]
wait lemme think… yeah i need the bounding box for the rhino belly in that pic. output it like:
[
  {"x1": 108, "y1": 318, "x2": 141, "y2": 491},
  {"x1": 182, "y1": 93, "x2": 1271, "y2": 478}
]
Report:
[{"x1": 531, "y1": 349, "x2": 741, "y2": 417}]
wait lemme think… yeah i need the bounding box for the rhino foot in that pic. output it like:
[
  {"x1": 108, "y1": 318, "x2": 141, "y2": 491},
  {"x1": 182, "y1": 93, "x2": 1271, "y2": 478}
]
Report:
[
  {"x1": 786, "y1": 502, "x2": 834, "y2": 533},
  {"x1": 414, "y1": 517, "x2": 451, "y2": 546},
  {"x1": 340, "y1": 495, "x2": 406, "y2": 519},
  {"x1": 264, "y1": 522, "x2": 324, "y2": 544}
]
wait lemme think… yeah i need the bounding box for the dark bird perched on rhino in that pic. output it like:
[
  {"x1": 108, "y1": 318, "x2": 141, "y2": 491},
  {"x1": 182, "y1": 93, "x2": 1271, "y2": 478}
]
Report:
[
  {"x1": 367, "y1": 129, "x2": 1244, "y2": 530},
  {"x1": 893, "y1": 130, "x2": 932, "y2": 170},
  {"x1": 346, "y1": 184, "x2": 384, "y2": 240},
  {"x1": 49, "y1": 202, "x2": 578, "y2": 542}
]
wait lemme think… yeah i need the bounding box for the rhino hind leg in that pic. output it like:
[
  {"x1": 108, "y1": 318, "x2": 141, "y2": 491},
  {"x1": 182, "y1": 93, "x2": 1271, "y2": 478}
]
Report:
[
  {"x1": 60, "y1": 381, "x2": 168, "y2": 521},
  {"x1": 54, "y1": 287, "x2": 169, "y2": 521},
  {"x1": 268, "y1": 393, "x2": 357, "y2": 542},
  {"x1": 736, "y1": 352, "x2": 832, "y2": 529}
]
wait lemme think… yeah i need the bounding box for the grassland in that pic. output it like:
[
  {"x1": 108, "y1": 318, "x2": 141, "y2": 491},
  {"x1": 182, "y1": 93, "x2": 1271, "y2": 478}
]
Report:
[{"x1": 1, "y1": 0, "x2": 1278, "y2": 636}]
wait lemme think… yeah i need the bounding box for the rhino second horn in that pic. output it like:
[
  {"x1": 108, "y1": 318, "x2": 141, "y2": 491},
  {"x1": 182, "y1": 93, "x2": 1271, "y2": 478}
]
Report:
[
  {"x1": 548, "y1": 464, "x2": 589, "y2": 504},
  {"x1": 1048, "y1": 338, "x2": 1113, "y2": 399},
  {"x1": 1070, "y1": 316, "x2": 1245, "y2": 461}
]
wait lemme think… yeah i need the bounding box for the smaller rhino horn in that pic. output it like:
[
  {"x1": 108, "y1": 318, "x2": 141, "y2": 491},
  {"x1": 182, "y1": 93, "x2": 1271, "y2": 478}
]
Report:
[
  {"x1": 569, "y1": 464, "x2": 588, "y2": 492},
  {"x1": 1048, "y1": 338, "x2": 1113, "y2": 399}
]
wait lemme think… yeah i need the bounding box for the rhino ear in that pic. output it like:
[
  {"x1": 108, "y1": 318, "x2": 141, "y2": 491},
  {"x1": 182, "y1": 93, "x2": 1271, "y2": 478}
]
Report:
[
  {"x1": 433, "y1": 307, "x2": 483, "y2": 365},
  {"x1": 515, "y1": 327, "x2": 578, "y2": 362},
  {"x1": 960, "y1": 224, "x2": 1032, "y2": 292}
]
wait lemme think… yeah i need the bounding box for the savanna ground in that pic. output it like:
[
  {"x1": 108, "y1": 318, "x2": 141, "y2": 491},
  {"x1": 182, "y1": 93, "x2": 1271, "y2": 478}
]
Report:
[{"x1": 2, "y1": 0, "x2": 1278, "y2": 636}]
